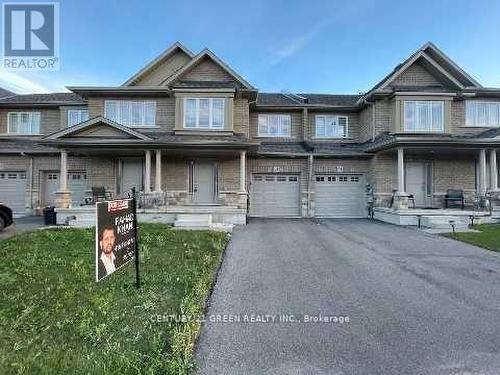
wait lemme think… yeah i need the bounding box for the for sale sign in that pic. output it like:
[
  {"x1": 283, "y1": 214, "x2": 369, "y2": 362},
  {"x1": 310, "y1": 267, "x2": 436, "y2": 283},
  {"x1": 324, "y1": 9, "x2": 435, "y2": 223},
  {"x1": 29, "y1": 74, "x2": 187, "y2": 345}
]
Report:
[{"x1": 95, "y1": 198, "x2": 137, "y2": 282}]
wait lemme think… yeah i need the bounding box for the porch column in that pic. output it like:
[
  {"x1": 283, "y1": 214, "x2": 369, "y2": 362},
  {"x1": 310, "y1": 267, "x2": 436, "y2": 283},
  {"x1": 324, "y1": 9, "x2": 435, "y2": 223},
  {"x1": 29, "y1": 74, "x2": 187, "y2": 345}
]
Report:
[
  {"x1": 397, "y1": 148, "x2": 405, "y2": 193},
  {"x1": 479, "y1": 148, "x2": 487, "y2": 196},
  {"x1": 490, "y1": 149, "x2": 498, "y2": 191},
  {"x1": 239, "y1": 150, "x2": 246, "y2": 192},
  {"x1": 54, "y1": 150, "x2": 72, "y2": 209},
  {"x1": 155, "y1": 149, "x2": 162, "y2": 192},
  {"x1": 144, "y1": 150, "x2": 151, "y2": 192},
  {"x1": 59, "y1": 150, "x2": 68, "y2": 191}
]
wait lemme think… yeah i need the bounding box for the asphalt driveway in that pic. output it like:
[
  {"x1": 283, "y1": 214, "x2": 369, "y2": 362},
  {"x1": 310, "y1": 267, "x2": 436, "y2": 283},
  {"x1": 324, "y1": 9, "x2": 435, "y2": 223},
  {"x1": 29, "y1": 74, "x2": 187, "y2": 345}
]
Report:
[
  {"x1": 0, "y1": 216, "x2": 45, "y2": 241},
  {"x1": 196, "y1": 219, "x2": 500, "y2": 375}
]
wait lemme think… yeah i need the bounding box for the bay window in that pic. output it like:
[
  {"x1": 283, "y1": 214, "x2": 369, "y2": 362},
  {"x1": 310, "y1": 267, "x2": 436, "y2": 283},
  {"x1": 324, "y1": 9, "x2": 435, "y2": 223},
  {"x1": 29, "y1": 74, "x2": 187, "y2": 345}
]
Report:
[
  {"x1": 404, "y1": 101, "x2": 444, "y2": 132},
  {"x1": 183, "y1": 98, "x2": 225, "y2": 129},
  {"x1": 315, "y1": 115, "x2": 348, "y2": 138},
  {"x1": 7, "y1": 112, "x2": 41, "y2": 134},
  {"x1": 104, "y1": 100, "x2": 156, "y2": 127},
  {"x1": 257, "y1": 114, "x2": 291, "y2": 137},
  {"x1": 466, "y1": 101, "x2": 500, "y2": 127},
  {"x1": 67, "y1": 109, "x2": 89, "y2": 127}
]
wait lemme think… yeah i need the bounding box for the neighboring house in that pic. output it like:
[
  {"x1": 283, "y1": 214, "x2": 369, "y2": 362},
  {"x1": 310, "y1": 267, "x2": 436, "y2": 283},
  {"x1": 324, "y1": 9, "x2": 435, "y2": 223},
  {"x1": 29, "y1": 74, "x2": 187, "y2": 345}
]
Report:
[{"x1": 0, "y1": 41, "x2": 499, "y2": 225}]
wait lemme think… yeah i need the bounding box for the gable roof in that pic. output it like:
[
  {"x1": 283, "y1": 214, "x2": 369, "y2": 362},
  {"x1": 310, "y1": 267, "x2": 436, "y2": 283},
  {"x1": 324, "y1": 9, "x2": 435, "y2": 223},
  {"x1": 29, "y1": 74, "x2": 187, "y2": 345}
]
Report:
[
  {"x1": 43, "y1": 116, "x2": 152, "y2": 140},
  {"x1": 122, "y1": 42, "x2": 194, "y2": 86},
  {"x1": 161, "y1": 48, "x2": 255, "y2": 89},
  {"x1": 362, "y1": 42, "x2": 482, "y2": 102},
  {"x1": 0, "y1": 87, "x2": 15, "y2": 98}
]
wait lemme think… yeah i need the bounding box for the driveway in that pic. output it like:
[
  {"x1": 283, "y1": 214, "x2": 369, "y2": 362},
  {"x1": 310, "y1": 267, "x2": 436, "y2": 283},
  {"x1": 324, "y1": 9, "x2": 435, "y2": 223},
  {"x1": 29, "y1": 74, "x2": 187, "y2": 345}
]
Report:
[
  {"x1": 196, "y1": 219, "x2": 500, "y2": 375},
  {"x1": 0, "y1": 216, "x2": 45, "y2": 240}
]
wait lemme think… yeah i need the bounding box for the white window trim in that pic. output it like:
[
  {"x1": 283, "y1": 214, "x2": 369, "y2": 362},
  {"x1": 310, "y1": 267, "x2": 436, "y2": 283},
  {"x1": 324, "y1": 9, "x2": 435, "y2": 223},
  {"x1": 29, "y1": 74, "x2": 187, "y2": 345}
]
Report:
[
  {"x1": 67, "y1": 109, "x2": 89, "y2": 127},
  {"x1": 7, "y1": 112, "x2": 41, "y2": 135},
  {"x1": 465, "y1": 100, "x2": 500, "y2": 127},
  {"x1": 403, "y1": 100, "x2": 445, "y2": 133},
  {"x1": 104, "y1": 100, "x2": 157, "y2": 128},
  {"x1": 182, "y1": 97, "x2": 225, "y2": 129},
  {"x1": 257, "y1": 114, "x2": 292, "y2": 137},
  {"x1": 314, "y1": 115, "x2": 349, "y2": 138}
]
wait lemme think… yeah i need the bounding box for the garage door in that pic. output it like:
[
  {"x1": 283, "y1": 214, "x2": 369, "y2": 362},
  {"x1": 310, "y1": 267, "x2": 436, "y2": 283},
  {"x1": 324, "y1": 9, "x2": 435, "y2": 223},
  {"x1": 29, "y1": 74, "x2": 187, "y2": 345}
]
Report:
[
  {"x1": 0, "y1": 171, "x2": 27, "y2": 216},
  {"x1": 315, "y1": 174, "x2": 365, "y2": 218},
  {"x1": 43, "y1": 171, "x2": 88, "y2": 206},
  {"x1": 249, "y1": 174, "x2": 300, "y2": 217}
]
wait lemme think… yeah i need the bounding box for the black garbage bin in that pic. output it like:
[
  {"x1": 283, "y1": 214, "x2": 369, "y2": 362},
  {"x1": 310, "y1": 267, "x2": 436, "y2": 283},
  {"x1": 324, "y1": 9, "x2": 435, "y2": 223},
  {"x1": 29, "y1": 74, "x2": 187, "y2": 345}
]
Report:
[{"x1": 43, "y1": 206, "x2": 56, "y2": 225}]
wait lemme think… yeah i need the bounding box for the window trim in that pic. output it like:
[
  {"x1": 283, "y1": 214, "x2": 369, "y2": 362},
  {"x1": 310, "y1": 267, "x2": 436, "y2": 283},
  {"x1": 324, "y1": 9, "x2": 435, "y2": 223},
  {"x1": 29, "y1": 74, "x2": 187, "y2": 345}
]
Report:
[
  {"x1": 403, "y1": 100, "x2": 445, "y2": 133},
  {"x1": 465, "y1": 100, "x2": 500, "y2": 127},
  {"x1": 104, "y1": 100, "x2": 157, "y2": 128},
  {"x1": 314, "y1": 115, "x2": 349, "y2": 138},
  {"x1": 257, "y1": 113, "x2": 292, "y2": 137},
  {"x1": 67, "y1": 109, "x2": 89, "y2": 127},
  {"x1": 182, "y1": 97, "x2": 225, "y2": 129},
  {"x1": 7, "y1": 111, "x2": 41, "y2": 135}
]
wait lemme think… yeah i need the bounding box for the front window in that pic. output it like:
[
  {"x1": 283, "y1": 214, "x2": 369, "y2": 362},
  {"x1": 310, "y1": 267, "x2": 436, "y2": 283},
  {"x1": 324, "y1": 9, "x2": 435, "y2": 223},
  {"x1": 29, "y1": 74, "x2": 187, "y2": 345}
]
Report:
[
  {"x1": 315, "y1": 115, "x2": 348, "y2": 138},
  {"x1": 7, "y1": 112, "x2": 41, "y2": 134},
  {"x1": 404, "y1": 101, "x2": 444, "y2": 132},
  {"x1": 104, "y1": 100, "x2": 156, "y2": 127},
  {"x1": 466, "y1": 101, "x2": 500, "y2": 127},
  {"x1": 67, "y1": 109, "x2": 89, "y2": 127},
  {"x1": 257, "y1": 114, "x2": 291, "y2": 137},
  {"x1": 183, "y1": 98, "x2": 225, "y2": 129}
]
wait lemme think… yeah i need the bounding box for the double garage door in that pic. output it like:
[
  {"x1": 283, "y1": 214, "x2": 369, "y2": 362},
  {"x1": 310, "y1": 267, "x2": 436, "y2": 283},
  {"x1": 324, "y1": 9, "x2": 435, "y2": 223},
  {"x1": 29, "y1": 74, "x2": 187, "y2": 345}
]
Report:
[{"x1": 249, "y1": 173, "x2": 365, "y2": 218}]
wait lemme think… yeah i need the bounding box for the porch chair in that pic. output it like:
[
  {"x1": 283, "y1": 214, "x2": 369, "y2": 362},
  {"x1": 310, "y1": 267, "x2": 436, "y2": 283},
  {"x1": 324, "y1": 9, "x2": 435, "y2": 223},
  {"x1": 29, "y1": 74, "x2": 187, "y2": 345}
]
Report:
[
  {"x1": 444, "y1": 189, "x2": 464, "y2": 209},
  {"x1": 85, "y1": 186, "x2": 112, "y2": 204}
]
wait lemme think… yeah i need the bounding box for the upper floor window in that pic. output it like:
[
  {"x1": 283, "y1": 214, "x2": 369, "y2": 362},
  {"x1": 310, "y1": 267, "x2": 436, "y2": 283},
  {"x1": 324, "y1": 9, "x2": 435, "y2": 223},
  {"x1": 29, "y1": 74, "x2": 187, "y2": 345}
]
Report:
[
  {"x1": 404, "y1": 101, "x2": 444, "y2": 132},
  {"x1": 7, "y1": 112, "x2": 40, "y2": 134},
  {"x1": 466, "y1": 101, "x2": 500, "y2": 127},
  {"x1": 315, "y1": 115, "x2": 348, "y2": 138},
  {"x1": 67, "y1": 109, "x2": 89, "y2": 127},
  {"x1": 257, "y1": 114, "x2": 291, "y2": 137},
  {"x1": 184, "y1": 98, "x2": 225, "y2": 129},
  {"x1": 104, "y1": 100, "x2": 156, "y2": 127}
]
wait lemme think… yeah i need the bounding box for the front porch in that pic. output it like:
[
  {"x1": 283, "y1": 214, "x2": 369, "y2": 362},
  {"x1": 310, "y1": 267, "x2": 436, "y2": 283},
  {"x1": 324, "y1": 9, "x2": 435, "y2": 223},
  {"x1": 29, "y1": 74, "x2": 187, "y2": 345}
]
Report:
[{"x1": 371, "y1": 144, "x2": 500, "y2": 230}]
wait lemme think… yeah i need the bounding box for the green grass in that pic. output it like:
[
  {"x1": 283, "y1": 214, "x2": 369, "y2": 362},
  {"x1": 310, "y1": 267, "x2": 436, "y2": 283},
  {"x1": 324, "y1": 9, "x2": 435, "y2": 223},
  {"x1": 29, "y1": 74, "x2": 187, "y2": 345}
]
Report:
[
  {"x1": 443, "y1": 223, "x2": 500, "y2": 252},
  {"x1": 0, "y1": 224, "x2": 229, "y2": 374}
]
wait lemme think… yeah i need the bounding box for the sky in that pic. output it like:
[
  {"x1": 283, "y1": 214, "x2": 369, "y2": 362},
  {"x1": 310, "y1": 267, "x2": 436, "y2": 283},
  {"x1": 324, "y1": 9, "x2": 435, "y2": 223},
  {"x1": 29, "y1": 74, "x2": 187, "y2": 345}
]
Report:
[{"x1": 1, "y1": 0, "x2": 500, "y2": 94}]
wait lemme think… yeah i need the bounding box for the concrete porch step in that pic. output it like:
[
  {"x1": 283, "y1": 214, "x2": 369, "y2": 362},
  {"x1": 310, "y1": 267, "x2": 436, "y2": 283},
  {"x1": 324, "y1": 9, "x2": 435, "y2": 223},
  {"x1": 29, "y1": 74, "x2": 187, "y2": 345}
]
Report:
[
  {"x1": 174, "y1": 213, "x2": 212, "y2": 228},
  {"x1": 420, "y1": 215, "x2": 470, "y2": 229}
]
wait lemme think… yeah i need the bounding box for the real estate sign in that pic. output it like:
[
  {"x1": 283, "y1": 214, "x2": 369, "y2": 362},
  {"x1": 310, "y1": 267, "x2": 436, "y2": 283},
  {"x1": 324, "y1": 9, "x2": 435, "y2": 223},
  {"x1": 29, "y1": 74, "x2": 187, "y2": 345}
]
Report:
[{"x1": 95, "y1": 198, "x2": 137, "y2": 282}]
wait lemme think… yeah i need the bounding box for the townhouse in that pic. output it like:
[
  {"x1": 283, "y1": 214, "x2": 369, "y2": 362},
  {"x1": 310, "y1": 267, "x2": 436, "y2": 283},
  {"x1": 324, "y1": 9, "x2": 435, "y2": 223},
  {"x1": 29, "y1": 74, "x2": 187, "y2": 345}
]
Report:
[{"x1": 1, "y1": 42, "x2": 499, "y2": 227}]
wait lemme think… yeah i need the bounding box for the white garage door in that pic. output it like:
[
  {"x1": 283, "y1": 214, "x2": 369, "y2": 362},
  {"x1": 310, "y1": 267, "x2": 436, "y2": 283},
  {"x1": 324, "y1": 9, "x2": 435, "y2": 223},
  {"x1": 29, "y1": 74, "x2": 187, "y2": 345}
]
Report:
[
  {"x1": 0, "y1": 171, "x2": 27, "y2": 216},
  {"x1": 249, "y1": 174, "x2": 300, "y2": 217},
  {"x1": 315, "y1": 174, "x2": 366, "y2": 218},
  {"x1": 43, "y1": 171, "x2": 88, "y2": 207}
]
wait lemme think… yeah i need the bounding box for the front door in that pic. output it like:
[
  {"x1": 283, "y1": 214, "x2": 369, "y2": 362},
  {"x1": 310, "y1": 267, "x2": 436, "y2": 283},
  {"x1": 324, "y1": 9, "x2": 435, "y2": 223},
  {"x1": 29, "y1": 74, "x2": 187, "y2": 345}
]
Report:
[
  {"x1": 193, "y1": 161, "x2": 215, "y2": 204},
  {"x1": 121, "y1": 159, "x2": 143, "y2": 194},
  {"x1": 406, "y1": 162, "x2": 429, "y2": 207}
]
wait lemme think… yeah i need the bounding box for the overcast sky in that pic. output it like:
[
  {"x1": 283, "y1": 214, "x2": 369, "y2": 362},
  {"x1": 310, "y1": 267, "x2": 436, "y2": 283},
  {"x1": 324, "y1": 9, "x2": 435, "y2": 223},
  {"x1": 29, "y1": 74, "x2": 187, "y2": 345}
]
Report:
[{"x1": 1, "y1": 0, "x2": 500, "y2": 94}]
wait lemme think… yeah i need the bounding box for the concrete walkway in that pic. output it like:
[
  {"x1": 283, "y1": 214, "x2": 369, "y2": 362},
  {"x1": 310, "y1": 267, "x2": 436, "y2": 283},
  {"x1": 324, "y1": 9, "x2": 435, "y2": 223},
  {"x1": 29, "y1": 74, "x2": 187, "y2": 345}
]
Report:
[{"x1": 196, "y1": 219, "x2": 500, "y2": 375}]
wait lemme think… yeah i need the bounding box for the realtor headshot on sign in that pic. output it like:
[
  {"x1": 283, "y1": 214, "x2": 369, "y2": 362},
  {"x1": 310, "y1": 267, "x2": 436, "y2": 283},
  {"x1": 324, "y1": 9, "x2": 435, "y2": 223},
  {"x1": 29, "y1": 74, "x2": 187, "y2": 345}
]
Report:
[{"x1": 2, "y1": 1, "x2": 500, "y2": 374}]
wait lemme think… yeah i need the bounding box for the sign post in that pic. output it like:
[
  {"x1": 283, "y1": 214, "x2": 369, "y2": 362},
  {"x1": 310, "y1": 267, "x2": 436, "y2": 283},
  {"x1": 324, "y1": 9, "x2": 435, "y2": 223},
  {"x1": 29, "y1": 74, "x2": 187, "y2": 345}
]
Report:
[
  {"x1": 131, "y1": 187, "x2": 140, "y2": 289},
  {"x1": 95, "y1": 193, "x2": 138, "y2": 283}
]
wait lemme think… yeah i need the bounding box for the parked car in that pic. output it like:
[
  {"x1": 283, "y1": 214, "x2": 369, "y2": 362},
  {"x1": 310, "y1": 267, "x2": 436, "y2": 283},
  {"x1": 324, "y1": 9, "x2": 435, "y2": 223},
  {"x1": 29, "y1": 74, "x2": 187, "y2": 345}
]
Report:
[{"x1": 0, "y1": 203, "x2": 13, "y2": 232}]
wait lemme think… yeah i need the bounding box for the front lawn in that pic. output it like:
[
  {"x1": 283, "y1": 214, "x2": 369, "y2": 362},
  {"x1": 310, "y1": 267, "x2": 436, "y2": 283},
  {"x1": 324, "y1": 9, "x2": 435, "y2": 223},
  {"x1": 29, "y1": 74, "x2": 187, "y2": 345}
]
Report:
[
  {"x1": 443, "y1": 223, "x2": 500, "y2": 252},
  {"x1": 0, "y1": 224, "x2": 229, "y2": 374}
]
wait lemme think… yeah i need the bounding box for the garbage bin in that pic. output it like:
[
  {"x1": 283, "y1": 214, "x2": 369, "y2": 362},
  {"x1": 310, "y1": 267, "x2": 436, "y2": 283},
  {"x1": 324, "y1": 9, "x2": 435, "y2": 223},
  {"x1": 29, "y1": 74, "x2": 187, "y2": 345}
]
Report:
[{"x1": 43, "y1": 206, "x2": 56, "y2": 225}]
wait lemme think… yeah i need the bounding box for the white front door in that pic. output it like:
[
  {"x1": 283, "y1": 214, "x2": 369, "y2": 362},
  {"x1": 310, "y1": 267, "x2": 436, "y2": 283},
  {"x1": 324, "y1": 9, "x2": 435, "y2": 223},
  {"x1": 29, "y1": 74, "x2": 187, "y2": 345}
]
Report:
[
  {"x1": 193, "y1": 161, "x2": 215, "y2": 204},
  {"x1": 406, "y1": 162, "x2": 429, "y2": 207}
]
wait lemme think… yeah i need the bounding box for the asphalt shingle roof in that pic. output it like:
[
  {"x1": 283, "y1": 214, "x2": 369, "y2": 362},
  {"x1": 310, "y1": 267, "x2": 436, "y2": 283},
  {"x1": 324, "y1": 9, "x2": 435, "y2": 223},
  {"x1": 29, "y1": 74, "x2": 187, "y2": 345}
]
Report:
[
  {"x1": 0, "y1": 87, "x2": 15, "y2": 98},
  {"x1": 0, "y1": 92, "x2": 85, "y2": 104},
  {"x1": 256, "y1": 92, "x2": 361, "y2": 107}
]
